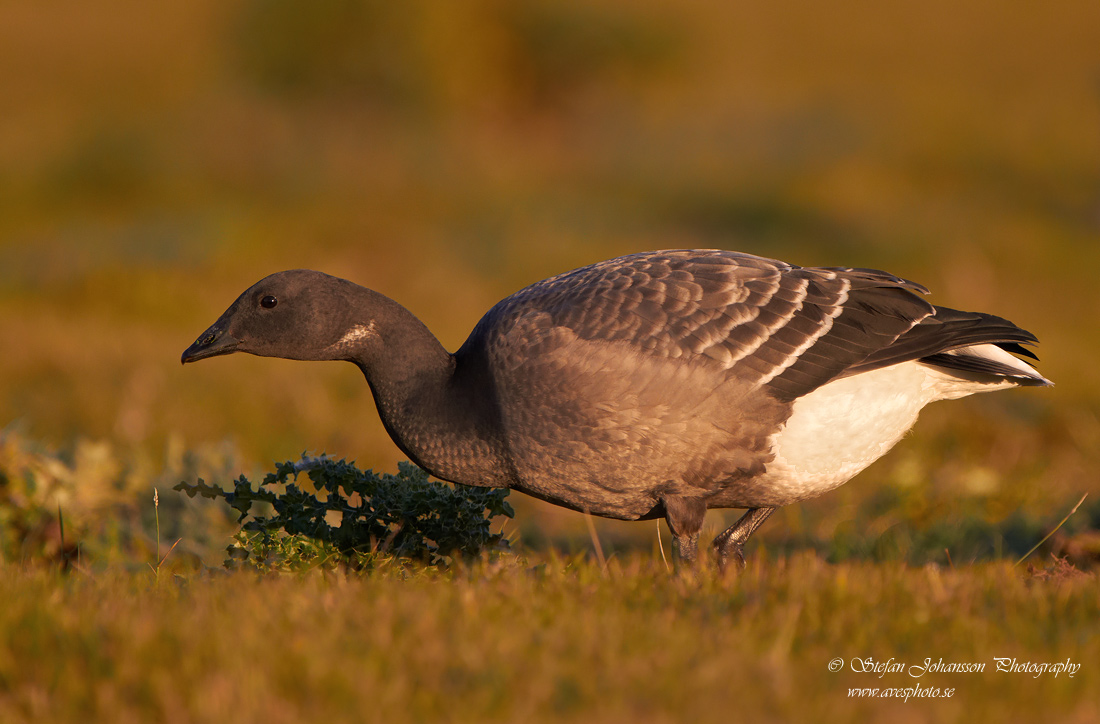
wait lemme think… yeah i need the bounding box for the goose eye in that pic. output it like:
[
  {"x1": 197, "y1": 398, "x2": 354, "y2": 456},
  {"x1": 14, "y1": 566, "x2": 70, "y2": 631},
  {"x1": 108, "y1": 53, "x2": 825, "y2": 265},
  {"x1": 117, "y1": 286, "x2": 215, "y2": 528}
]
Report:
[{"x1": 260, "y1": 295, "x2": 278, "y2": 309}]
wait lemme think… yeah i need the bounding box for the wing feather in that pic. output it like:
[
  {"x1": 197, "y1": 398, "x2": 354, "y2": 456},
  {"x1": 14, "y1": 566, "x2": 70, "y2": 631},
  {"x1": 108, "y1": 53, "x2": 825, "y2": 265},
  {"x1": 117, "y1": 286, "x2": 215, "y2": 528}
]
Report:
[{"x1": 466, "y1": 249, "x2": 1042, "y2": 403}]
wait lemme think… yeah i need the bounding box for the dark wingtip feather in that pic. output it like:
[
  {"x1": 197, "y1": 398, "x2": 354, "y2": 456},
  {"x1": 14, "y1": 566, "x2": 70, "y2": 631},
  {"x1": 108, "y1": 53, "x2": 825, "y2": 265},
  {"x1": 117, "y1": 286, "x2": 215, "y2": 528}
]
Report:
[{"x1": 995, "y1": 341, "x2": 1040, "y2": 361}]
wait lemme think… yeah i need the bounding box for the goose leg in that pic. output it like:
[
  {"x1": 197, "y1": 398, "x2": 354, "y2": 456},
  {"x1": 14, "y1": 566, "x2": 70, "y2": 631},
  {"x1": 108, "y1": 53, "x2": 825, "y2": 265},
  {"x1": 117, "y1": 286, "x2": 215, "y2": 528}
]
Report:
[
  {"x1": 662, "y1": 495, "x2": 707, "y2": 563},
  {"x1": 712, "y1": 507, "x2": 775, "y2": 570}
]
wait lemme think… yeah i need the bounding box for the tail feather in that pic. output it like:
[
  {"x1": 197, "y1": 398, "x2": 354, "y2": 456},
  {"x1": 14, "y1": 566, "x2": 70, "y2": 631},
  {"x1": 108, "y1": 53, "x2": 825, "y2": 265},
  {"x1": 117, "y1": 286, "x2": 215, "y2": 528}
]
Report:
[
  {"x1": 842, "y1": 305, "x2": 1045, "y2": 381},
  {"x1": 920, "y1": 344, "x2": 1052, "y2": 387}
]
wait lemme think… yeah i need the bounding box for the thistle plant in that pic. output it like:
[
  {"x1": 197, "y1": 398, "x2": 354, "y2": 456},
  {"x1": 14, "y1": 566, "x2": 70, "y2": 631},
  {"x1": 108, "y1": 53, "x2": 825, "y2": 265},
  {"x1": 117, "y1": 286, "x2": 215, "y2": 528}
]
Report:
[{"x1": 175, "y1": 456, "x2": 514, "y2": 571}]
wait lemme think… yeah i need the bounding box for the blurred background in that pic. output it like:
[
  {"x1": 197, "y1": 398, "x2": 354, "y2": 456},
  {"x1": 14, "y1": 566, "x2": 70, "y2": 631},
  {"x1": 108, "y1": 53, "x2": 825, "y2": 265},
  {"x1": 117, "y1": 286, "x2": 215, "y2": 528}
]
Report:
[{"x1": 1, "y1": 0, "x2": 1098, "y2": 566}]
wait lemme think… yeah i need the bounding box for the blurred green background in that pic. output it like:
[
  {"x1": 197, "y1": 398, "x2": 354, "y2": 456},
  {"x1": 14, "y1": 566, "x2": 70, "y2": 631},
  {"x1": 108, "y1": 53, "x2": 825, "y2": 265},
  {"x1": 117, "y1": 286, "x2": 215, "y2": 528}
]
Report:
[{"x1": 2, "y1": 0, "x2": 1098, "y2": 562}]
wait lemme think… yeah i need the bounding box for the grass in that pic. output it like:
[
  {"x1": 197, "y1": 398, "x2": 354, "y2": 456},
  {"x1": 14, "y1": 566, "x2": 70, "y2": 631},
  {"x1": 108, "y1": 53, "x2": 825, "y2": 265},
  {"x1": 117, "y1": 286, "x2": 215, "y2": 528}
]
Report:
[
  {"x1": 0, "y1": 555, "x2": 1096, "y2": 724},
  {"x1": 3, "y1": 435, "x2": 1094, "y2": 722}
]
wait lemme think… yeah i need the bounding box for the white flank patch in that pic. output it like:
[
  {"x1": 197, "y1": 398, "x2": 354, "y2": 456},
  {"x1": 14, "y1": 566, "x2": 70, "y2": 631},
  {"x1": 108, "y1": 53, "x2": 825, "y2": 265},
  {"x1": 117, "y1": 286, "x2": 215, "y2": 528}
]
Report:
[
  {"x1": 765, "y1": 361, "x2": 928, "y2": 498},
  {"x1": 757, "y1": 351, "x2": 1036, "y2": 503}
]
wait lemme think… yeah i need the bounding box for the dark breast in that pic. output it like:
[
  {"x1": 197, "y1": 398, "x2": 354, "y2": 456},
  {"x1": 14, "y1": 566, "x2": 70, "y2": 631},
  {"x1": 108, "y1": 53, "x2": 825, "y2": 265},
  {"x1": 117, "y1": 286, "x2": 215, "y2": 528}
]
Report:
[{"x1": 451, "y1": 249, "x2": 946, "y2": 519}]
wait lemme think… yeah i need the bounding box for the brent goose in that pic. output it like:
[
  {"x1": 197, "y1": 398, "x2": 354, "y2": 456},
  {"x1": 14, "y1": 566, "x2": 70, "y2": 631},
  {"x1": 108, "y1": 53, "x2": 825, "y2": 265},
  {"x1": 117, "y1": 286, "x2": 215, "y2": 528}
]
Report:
[{"x1": 182, "y1": 250, "x2": 1050, "y2": 567}]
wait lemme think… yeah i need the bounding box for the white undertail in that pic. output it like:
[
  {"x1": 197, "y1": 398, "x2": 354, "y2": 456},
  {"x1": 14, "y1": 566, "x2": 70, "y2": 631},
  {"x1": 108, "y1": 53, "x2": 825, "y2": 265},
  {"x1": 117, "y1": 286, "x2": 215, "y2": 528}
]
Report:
[{"x1": 758, "y1": 344, "x2": 1048, "y2": 502}]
